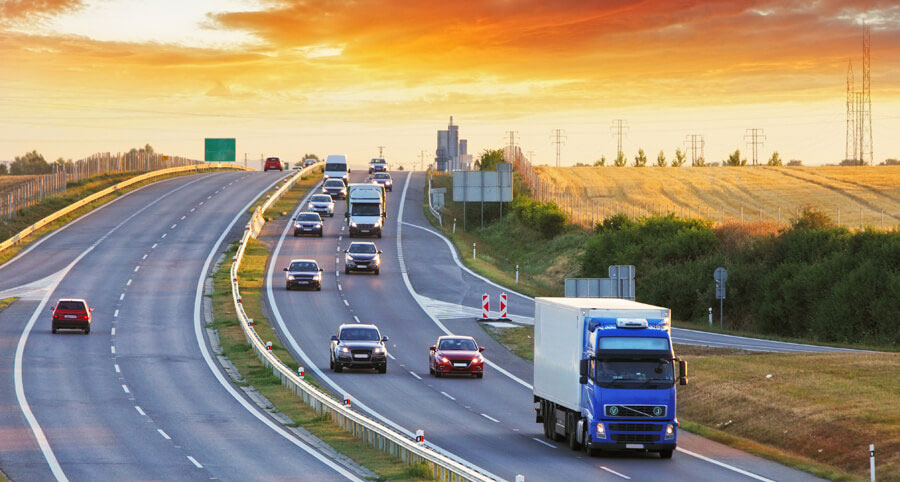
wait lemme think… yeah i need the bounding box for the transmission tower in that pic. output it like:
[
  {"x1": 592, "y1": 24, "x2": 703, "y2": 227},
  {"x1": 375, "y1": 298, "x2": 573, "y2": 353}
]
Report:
[
  {"x1": 846, "y1": 60, "x2": 856, "y2": 162},
  {"x1": 744, "y1": 129, "x2": 766, "y2": 165},
  {"x1": 505, "y1": 130, "x2": 519, "y2": 163},
  {"x1": 684, "y1": 134, "x2": 705, "y2": 166},
  {"x1": 609, "y1": 119, "x2": 629, "y2": 157},
  {"x1": 862, "y1": 23, "x2": 873, "y2": 165},
  {"x1": 376, "y1": 146, "x2": 385, "y2": 158},
  {"x1": 845, "y1": 24, "x2": 873, "y2": 165},
  {"x1": 550, "y1": 129, "x2": 567, "y2": 167}
]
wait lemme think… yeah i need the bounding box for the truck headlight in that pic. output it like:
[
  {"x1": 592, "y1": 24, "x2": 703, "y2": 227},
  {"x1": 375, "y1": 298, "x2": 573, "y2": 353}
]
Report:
[
  {"x1": 596, "y1": 423, "x2": 606, "y2": 440},
  {"x1": 665, "y1": 423, "x2": 675, "y2": 440},
  {"x1": 313, "y1": 273, "x2": 321, "y2": 280},
  {"x1": 349, "y1": 221, "x2": 358, "y2": 228}
]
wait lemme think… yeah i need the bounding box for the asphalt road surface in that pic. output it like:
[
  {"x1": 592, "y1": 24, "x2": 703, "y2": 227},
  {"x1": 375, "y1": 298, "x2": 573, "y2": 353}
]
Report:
[
  {"x1": 263, "y1": 170, "x2": 823, "y2": 482},
  {"x1": 0, "y1": 171, "x2": 358, "y2": 481}
]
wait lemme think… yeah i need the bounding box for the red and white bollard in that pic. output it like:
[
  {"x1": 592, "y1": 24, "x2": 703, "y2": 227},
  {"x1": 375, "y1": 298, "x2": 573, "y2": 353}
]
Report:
[
  {"x1": 247, "y1": 318, "x2": 254, "y2": 326},
  {"x1": 499, "y1": 293, "x2": 508, "y2": 319},
  {"x1": 265, "y1": 341, "x2": 272, "y2": 351},
  {"x1": 298, "y1": 366, "x2": 305, "y2": 378},
  {"x1": 415, "y1": 429, "x2": 425, "y2": 445},
  {"x1": 482, "y1": 294, "x2": 490, "y2": 319},
  {"x1": 343, "y1": 393, "x2": 351, "y2": 408}
]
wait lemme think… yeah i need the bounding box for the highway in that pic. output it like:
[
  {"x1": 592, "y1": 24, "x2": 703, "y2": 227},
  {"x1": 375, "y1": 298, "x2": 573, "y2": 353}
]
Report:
[
  {"x1": 0, "y1": 171, "x2": 359, "y2": 481},
  {"x1": 264, "y1": 170, "x2": 823, "y2": 481}
]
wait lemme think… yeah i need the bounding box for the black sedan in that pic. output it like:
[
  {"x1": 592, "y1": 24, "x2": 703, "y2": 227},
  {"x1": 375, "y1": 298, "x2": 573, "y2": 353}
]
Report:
[
  {"x1": 322, "y1": 179, "x2": 347, "y2": 199},
  {"x1": 330, "y1": 324, "x2": 388, "y2": 373},
  {"x1": 283, "y1": 259, "x2": 323, "y2": 290},
  {"x1": 293, "y1": 212, "x2": 324, "y2": 237}
]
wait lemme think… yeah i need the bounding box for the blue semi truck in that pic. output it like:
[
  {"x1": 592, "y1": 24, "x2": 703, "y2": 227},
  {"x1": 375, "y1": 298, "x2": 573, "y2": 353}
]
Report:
[{"x1": 533, "y1": 298, "x2": 688, "y2": 458}]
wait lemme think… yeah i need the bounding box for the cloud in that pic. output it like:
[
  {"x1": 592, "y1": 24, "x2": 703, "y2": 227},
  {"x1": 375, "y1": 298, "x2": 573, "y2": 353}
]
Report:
[{"x1": 0, "y1": 0, "x2": 83, "y2": 22}]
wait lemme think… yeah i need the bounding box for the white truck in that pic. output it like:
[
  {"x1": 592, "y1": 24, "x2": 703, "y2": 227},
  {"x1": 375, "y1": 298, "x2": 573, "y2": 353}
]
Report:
[
  {"x1": 534, "y1": 297, "x2": 687, "y2": 458},
  {"x1": 346, "y1": 183, "x2": 386, "y2": 238},
  {"x1": 324, "y1": 154, "x2": 349, "y2": 183}
]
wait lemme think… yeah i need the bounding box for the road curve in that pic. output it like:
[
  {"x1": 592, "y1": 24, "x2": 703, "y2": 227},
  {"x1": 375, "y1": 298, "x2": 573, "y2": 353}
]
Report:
[
  {"x1": 264, "y1": 170, "x2": 822, "y2": 481},
  {"x1": 0, "y1": 171, "x2": 356, "y2": 481}
]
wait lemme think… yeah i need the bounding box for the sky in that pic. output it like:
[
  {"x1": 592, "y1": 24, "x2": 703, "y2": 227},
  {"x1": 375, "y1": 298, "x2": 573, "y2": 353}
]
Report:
[{"x1": 1, "y1": 0, "x2": 899, "y2": 167}]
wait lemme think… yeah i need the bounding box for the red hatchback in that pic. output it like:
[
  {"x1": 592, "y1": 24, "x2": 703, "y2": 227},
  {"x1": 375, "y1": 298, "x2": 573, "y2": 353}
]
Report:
[
  {"x1": 263, "y1": 157, "x2": 283, "y2": 171},
  {"x1": 429, "y1": 336, "x2": 485, "y2": 378},
  {"x1": 51, "y1": 298, "x2": 93, "y2": 334}
]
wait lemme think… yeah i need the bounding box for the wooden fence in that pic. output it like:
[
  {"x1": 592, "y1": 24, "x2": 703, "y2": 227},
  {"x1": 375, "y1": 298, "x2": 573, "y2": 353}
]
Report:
[{"x1": 1, "y1": 152, "x2": 200, "y2": 218}]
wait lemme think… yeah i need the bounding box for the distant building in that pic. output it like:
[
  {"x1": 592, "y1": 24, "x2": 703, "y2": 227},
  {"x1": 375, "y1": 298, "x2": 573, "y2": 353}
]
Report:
[{"x1": 434, "y1": 116, "x2": 470, "y2": 171}]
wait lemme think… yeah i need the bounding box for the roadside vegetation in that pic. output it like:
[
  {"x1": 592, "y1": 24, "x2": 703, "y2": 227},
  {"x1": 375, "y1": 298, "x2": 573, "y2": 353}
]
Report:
[{"x1": 211, "y1": 178, "x2": 429, "y2": 481}]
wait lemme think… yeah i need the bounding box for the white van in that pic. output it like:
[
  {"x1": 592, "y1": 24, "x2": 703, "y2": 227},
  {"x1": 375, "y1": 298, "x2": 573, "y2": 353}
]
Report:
[{"x1": 324, "y1": 154, "x2": 349, "y2": 183}]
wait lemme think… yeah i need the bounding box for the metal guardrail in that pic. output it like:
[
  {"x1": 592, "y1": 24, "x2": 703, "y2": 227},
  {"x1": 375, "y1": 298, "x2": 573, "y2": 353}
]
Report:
[
  {"x1": 231, "y1": 163, "x2": 492, "y2": 482},
  {"x1": 428, "y1": 170, "x2": 443, "y2": 227},
  {"x1": 0, "y1": 162, "x2": 252, "y2": 255}
]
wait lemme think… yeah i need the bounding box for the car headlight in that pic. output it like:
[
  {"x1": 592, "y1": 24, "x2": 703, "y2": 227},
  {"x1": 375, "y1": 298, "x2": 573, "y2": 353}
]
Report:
[
  {"x1": 472, "y1": 355, "x2": 483, "y2": 363},
  {"x1": 373, "y1": 255, "x2": 380, "y2": 264},
  {"x1": 287, "y1": 275, "x2": 295, "y2": 280},
  {"x1": 665, "y1": 423, "x2": 675, "y2": 440},
  {"x1": 315, "y1": 223, "x2": 322, "y2": 228},
  {"x1": 294, "y1": 224, "x2": 301, "y2": 229},
  {"x1": 596, "y1": 423, "x2": 606, "y2": 439},
  {"x1": 313, "y1": 273, "x2": 321, "y2": 280},
  {"x1": 440, "y1": 356, "x2": 450, "y2": 364},
  {"x1": 373, "y1": 347, "x2": 384, "y2": 354}
]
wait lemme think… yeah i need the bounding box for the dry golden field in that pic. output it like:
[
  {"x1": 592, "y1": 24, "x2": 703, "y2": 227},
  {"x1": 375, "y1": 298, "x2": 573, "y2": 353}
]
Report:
[
  {"x1": 533, "y1": 165, "x2": 900, "y2": 227},
  {"x1": 0, "y1": 175, "x2": 40, "y2": 196}
]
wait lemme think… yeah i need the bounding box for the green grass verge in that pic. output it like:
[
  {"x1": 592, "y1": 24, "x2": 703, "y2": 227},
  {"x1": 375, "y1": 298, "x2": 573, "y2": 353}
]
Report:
[
  {"x1": 480, "y1": 324, "x2": 534, "y2": 362},
  {"x1": 0, "y1": 169, "x2": 244, "y2": 266},
  {"x1": 211, "y1": 179, "x2": 428, "y2": 481},
  {"x1": 0, "y1": 297, "x2": 16, "y2": 312}
]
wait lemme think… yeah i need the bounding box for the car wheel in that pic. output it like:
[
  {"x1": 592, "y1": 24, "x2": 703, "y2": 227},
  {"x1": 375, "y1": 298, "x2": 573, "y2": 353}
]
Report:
[
  {"x1": 330, "y1": 356, "x2": 334, "y2": 370},
  {"x1": 377, "y1": 232, "x2": 382, "y2": 239},
  {"x1": 374, "y1": 268, "x2": 380, "y2": 275},
  {"x1": 475, "y1": 373, "x2": 483, "y2": 379},
  {"x1": 334, "y1": 362, "x2": 343, "y2": 373},
  {"x1": 434, "y1": 371, "x2": 442, "y2": 378},
  {"x1": 659, "y1": 450, "x2": 674, "y2": 459},
  {"x1": 285, "y1": 283, "x2": 291, "y2": 290},
  {"x1": 429, "y1": 365, "x2": 434, "y2": 375},
  {"x1": 316, "y1": 285, "x2": 322, "y2": 291},
  {"x1": 344, "y1": 266, "x2": 350, "y2": 274},
  {"x1": 51, "y1": 325, "x2": 57, "y2": 334},
  {"x1": 318, "y1": 231, "x2": 323, "y2": 237},
  {"x1": 84, "y1": 325, "x2": 90, "y2": 335},
  {"x1": 378, "y1": 364, "x2": 387, "y2": 374}
]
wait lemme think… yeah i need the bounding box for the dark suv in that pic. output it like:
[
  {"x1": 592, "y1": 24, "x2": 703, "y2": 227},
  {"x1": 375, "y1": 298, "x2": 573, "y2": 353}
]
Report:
[
  {"x1": 51, "y1": 298, "x2": 93, "y2": 334},
  {"x1": 293, "y1": 212, "x2": 324, "y2": 237},
  {"x1": 330, "y1": 324, "x2": 388, "y2": 373},
  {"x1": 283, "y1": 259, "x2": 323, "y2": 290},
  {"x1": 264, "y1": 157, "x2": 283, "y2": 171},
  {"x1": 344, "y1": 241, "x2": 382, "y2": 274}
]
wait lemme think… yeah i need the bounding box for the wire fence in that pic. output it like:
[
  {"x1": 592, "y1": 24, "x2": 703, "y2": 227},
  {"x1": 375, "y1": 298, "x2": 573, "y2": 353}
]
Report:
[
  {"x1": 1, "y1": 152, "x2": 200, "y2": 218},
  {"x1": 508, "y1": 148, "x2": 898, "y2": 230}
]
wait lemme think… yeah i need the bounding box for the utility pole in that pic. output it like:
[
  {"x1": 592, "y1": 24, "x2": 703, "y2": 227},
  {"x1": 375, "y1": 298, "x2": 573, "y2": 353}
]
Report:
[
  {"x1": 684, "y1": 135, "x2": 705, "y2": 166},
  {"x1": 550, "y1": 129, "x2": 567, "y2": 167},
  {"x1": 744, "y1": 129, "x2": 766, "y2": 165},
  {"x1": 244, "y1": 153, "x2": 247, "y2": 168},
  {"x1": 376, "y1": 146, "x2": 385, "y2": 158},
  {"x1": 505, "y1": 130, "x2": 519, "y2": 163},
  {"x1": 610, "y1": 119, "x2": 629, "y2": 158}
]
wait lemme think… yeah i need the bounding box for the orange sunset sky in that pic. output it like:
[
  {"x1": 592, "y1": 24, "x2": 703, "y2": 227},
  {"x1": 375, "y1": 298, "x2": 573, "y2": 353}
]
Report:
[{"x1": 1, "y1": 0, "x2": 899, "y2": 167}]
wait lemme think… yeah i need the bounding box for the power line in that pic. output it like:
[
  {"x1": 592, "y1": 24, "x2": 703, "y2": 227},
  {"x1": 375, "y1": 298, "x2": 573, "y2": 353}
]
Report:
[
  {"x1": 684, "y1": 134, "x2": 705, "y2": 166},
  {"x1": 744, "y1": 128, "x2": 766, "y2": 165},
  {"x1": 609, "y1": 119, "x2": 629, "y2": 157},
  {"x1": 550, "y1": 129, "x2": 566, "y2": 167}
]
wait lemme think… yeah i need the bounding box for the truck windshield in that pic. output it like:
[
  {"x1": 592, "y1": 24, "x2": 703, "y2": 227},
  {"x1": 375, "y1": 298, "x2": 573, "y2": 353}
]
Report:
[
  {"x1": 593, "y1": 359, "x2": 674, "y2": 388},
  {"x1": 351, "y1": 204, "x2": 381, "y2": 216},
  {"x1": 325, "y1": 163, "x2": 347, "y2": 172}
]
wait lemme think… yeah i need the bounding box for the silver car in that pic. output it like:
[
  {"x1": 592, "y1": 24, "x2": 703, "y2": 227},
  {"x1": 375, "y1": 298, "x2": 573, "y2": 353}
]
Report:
[{"x1": 308, "y1": 194, "x2": 335, "y2": 217}]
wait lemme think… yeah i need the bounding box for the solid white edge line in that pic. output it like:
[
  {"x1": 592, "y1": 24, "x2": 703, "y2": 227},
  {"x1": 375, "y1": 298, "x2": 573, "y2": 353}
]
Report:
[
  {"x1": 192, "y1": 175, "x2": 362, "y2": 482},
  {"x1": 480, "y1": 413, "x2": 499, "y2": 423},
  {"x1": 157, "y1": 429, "x2": 170, "y2": 440},
  {"x1": 187, "y1": 455, "x2": 203, "y2": 469},
  {"x1": 677, "y1": 448, "x2": 775, "y2": 482},
  {"x1": 394, "y1": 173, "x2": 533, "y2": 390},
  {"x1": 264, "y1": 173, "x2": 502, "y2": 481},
  {"x1": 600, "y1": 466, "x2": 631, "y2": 479},
  {"x1": 386, "y1": 352, "x2": 395, "y2": 360},
  {"x1": 532, "y1": 438, "x2": 555, "y2": 449}
]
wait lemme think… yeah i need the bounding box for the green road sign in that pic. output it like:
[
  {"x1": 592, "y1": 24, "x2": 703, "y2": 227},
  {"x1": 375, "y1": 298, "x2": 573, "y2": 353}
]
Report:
[{"x1": 205, "y1": 138, "x2": 235, "y2": 162}]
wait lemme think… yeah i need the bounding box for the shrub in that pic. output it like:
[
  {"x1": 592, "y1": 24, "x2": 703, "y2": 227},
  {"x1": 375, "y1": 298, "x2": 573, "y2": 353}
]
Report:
[{"x1": 512, "y1": 197, "x2": 567, "y2": 238}]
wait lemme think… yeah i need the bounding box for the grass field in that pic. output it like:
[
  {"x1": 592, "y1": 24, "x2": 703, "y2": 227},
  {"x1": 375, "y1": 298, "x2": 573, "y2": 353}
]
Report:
[
  {"x1": 0, "y1": 175, "x2": 42, "y2": 196},
  {"x1": 533, "y1": 165, "x2": 900, "y2": 227}
]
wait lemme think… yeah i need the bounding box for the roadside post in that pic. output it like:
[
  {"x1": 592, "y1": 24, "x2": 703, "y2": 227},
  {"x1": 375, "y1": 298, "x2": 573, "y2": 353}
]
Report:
[
  {"x1": 473, "y1": 242, "x2": 476, "y2": 260},
  {"x1": 482, "y1": 294, "x2": 490, "y2": 319},
  {"x1": 515, "y1": 265, "x2": 519, "y2": 284},
  {"x1": 708, "y1": 307, "x2": 712, "y2": 326},
  {"x1": 870, "y1": 444, "x2": 876, "y2": 481},
  {"x1": 714, "y1": 267, "x2": 727, "y2": 329}
]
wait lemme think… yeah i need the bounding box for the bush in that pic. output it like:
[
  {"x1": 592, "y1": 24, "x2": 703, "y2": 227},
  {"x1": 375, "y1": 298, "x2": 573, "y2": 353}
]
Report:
[{"x1": 512, "y1": 197, "x2": 567, "y2": 238}]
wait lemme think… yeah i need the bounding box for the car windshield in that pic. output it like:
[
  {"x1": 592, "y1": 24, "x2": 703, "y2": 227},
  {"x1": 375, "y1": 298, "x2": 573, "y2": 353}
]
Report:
[
  {"x1": 289, "y1": 261, "x2": 318, "y2": 272},
  {"x1": 375, "y1": 173, "x2": 390, "y2": 179},
  {"x1": 297, "y1": 213, "x2": 320, "y2": 221},
  {"x1": 340, "y1": 328, "x2": 380, "y2": 341},
  {"x1": 348, "y1": 244, "x2": 377, "y2": 254},
  {"x1": 324, "y1": 180, "x2": 345, "y2": 187},
  {"x1": 325, "y1": 163, "x2": 346, "y2": 172},
  {"x1": 439, "y1": 338, "x2": 477, "y2": 351},
  {"x1": 351, "y1": 204, "x2": 381, "y2": 216},
  {"x1": 592, "y1": 359, "x2": 674, "y2": 387},
  {"x1": 311, "y1": 195, "x2": 331, "y2": 203},
  {"x1": 57, "y1": 301, "x2": 86, "y2": 310}
]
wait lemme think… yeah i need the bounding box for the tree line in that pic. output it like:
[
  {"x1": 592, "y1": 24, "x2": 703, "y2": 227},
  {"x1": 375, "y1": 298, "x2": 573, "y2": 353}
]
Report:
[{"x1": 1, "y1": 145, "x2": 157, "y2": 175}]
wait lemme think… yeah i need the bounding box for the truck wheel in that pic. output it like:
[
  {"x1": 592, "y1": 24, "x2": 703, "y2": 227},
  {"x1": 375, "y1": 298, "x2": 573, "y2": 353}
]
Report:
[
  {"x1": 567, "y1": 414, "x2": 581, "y2": 450},
  {"x1": 659, "y1": 450, "x2": 674, "y2": 459}
]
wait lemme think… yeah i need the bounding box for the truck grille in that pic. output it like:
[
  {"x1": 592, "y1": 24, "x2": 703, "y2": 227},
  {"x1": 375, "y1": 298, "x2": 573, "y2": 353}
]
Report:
[
  {"x1": 605, "y1": 405, "x2": 667, "y2": 418},
  {"x1": 356, "y1": 224, "x2": 375, "y2": 231},
  {"x1": 611, "y1": 433, "x2": 658, "y2": 443},
  {"x1": 608, "y1": 423, "x2": 662, "y2": 432}
]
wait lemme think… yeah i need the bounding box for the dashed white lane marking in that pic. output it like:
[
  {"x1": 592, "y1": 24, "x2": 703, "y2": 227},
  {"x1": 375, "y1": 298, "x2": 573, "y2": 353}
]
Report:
[
  {"x1": 134, "y1": 266, "x2": 140, "y2": 272},
  {"x1": 386, "y1": 352, "x2": 396, "y2": 360},
  {"x1": 190, "y1": 208, "x2": 195, "y2": 212},
  {"x1": 126, "y1": 279, "x2": 132, "y2": 286},
  {"x1": 111, "y1": 327, "x2": 115, "y2": 336},
  {"x1": 181, "y1": 215, "x2": 186, "y2": 220},
  {"x1": 135, "y1": 406, "x2": 146, "y2": 416},
  {"x1": 338, "y1": 236, "x2": 342, "y2": 241},
  {"x1": 336, "y1": 246, "x2": 340, "y2": 252},
  {"x1": 157, "y1": 429, "x2": 171, "y2": 440},
  {"x1": 353, "y1": 315, "x2": 360, "y2": 323},
  {"x1": 187, "y1": 456, "x2": 203, "y2": 469},
  {"x1": 207, "y1": 196, "x2": 211, "y2": 199},
  {"x1": 343, "y1": 300, "x2": 349, "y2": 306},
  {"x1": 441, "y1": 391, "x2": 456, "y2": 401},
  {"x1": 170, "y1": 224, "x2": 177, "y2": 229},
  {"x1": 114, "y1": 309, "x2": 119, "y2": 317},
  {"x1": 151, "y1": 243, "x2": 157, "y2": 249},
  {"x1": 114, "y1": 364, "x2": 121, "y2": 373},
  {"x1": 341, "y1": 225, "x2": 345, "y2": 231},
  {"x1": 677, "y1": 448, "x2": 775, "y2": 482},
  {"x1": 199, "y1": 201, "x2": 204, "y2": 205},
  {"x1": 215, "y1": 190, "x2": 219, "y2": 194},
  {"x1": 337, "y1": 284, "x2": 342, "y2": 291},
  {"x1": 142, "y1": 254, "x2": 147, "y2": 260},
  {"x1": 110, "y1": 346, "x2": 116, "y2": 354},
  {"x1": 161, "y1": 233, "x2": 166, "y2": 239},
  {"x1": 335, "y1": 271, "x2": 339, "y2": 277},
  {"x1": 600, "y1": 466, "x2": 631, "y2": 479},
  {"x1": 121, "y1": 384, "x2": 130, "y2": 394},
  {"x1": 119, "y1": 293, "x2": 125, "y2": 300},
  {"x1": 481, "y1": 413, "x2": 500, "y2": 423},
  {"x1": 533, "y1": 438, "x2": 556, "y2": 448},
  {"x1": 409, "y1": 371, "x2": 422, "y2": 380}
]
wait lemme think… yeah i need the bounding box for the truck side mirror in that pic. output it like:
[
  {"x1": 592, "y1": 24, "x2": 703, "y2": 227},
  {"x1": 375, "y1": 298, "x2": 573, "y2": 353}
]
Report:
[
  {"x1": 579, "y1": 375, "x2": 588, "y2": 385},
  {"x1": 283, "y1": 267, "x2": 289, "y2": 271},
  {"x1": 579, "y1": 359, "x2": 589, "y2": 378},
  {"x1": 678, "y1": 358, "x2": 688, "y2": 386}
]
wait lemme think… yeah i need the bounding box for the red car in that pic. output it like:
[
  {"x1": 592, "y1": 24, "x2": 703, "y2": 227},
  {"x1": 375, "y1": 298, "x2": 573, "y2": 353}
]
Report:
[
  {"x1": 51, "y1": 298, "x2": 93, "y2": 334},
  {"x1": 429, "y1": 336, "x2": 485, "y2": 378},
  {"x1": 264, "y1": 157, "x2": 283, "y2": 171}
]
